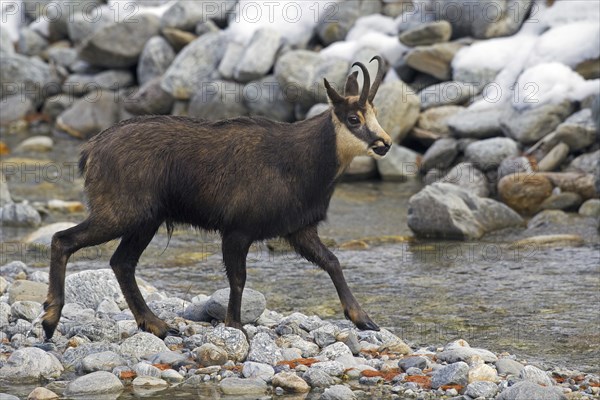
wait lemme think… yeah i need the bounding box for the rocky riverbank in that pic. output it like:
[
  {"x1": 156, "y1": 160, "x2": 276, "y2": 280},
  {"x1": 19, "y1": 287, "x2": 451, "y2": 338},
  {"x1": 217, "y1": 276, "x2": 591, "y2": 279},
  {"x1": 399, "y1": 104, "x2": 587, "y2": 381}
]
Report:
[{"x1": 1, "y1": 265, "x2": 599, "y2": 400}]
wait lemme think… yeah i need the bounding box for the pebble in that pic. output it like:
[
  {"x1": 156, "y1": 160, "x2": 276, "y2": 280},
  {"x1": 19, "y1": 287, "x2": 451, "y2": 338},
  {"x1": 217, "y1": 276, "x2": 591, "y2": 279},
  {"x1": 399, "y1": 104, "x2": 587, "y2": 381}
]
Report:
[
  {"x1": 26, "y1": 386, "x2": 59, "y2": 400},
  {"x1": 194, "y1": 343, "x2": 228, "y2": 366},
  {"x1": 272, "y1": 371, "x2": 311, "y2": 393}
]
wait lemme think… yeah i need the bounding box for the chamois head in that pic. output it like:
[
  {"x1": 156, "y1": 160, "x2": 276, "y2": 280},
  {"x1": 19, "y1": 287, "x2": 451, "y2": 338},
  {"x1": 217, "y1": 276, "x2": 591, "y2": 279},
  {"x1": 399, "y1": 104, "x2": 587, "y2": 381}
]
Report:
[{"x1": 324, "y1": 56, "x2": 392, "y2": 164}]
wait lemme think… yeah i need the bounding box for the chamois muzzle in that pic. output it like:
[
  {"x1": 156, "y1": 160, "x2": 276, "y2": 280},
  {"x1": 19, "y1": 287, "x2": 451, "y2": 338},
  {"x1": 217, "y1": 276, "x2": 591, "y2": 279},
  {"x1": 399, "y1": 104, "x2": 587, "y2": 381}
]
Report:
[{"x1": 371, "y1": 139, "x2": 391, "y2": 156}]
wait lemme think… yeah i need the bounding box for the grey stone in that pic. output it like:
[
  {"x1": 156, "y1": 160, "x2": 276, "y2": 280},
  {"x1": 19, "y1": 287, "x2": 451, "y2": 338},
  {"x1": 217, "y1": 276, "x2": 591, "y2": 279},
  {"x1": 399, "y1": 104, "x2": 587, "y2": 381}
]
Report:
[
  {"x1": 161, "y1": 369, "x2": 184, "y2": 383},
  {"x1": 0, "y1": 26, "x2": 15, "y2": 55},
  {"x1": 195, "y1": 20, "x2": 220, "y2": 36},
  {"x1": 498, "y1": 157, "x2": 534, "y2": 180},
  {"x1": 93, "y1": 70, "x2": 135, "y2": 90},
  {"x1": 431, "y1": 361, "x2": 469, "y2": 389},
  {"x1": 25, "y1": 387, "x2": 59, "y2": 400},
  {"x1": 205, "y1": 325, "x2": 249, "y2": 362},
  {"x1": 568, "y1": 149, "x2": 599, "y2": 175},
  {"x1": 276, "y1": 334, "x2": 319, "y2": 358},
  {"x1": 398, "y1": 356, "x2": 429, "y2": 371},
  {"x1": 377, "y1": 145, "x2": 420, "y2": 181},
  {"x1": 62, "y1": 342, "x2": 120, "y2": 370},
  {"x1": 96, "y1": 297, "x2": 121, "y2": 315},
  {"x1": 0, "y1": 302, "x2": 10, "y2": 327},
  {"x1": 161, "y1": 0, "x2": 234, "y2": 30},
  {"x1": 448, "y1": 106, "x2": 505, "y2": 139},
  {"x1": 242, "y1": 361, "x2": 275, "y2": 381},
  {"x1": 400, "y1": 20, "x2": 452, "y2": 47},
  {"x1": 312, "y1": 323, "x2": 340, "y2": 348},
  {"x1": 0, "y1": 52, "x2": 57, "y2": 105},
  {"x1": 244, "y1": 75, "x2": 295, "y2": 122},
  {"x1": 0, "y1": 347, "x2": 63, "y2": 382},
  {"x1": 408, "y1": 182, "x2": 523, "y2": 239},
  {"x1": 134, "y1": 362, "x2": 162, "y2": 378},
  {"x1": 65, "y1": 269, "x2": 125, "y2": 309},
  {"x1": 519, "y1": 365, "x2": 553, "y2": 386},
  {"x1": 1, "y1": 172, "x2": 12, "y2": 207},
  {"x1": 46, "y1": 46, "x2": 78, "y2": 69},
  {"x1": 248, "y1": 332, "x2": 284, "y2": 366},
  {"x1": 61, "y1": 74, "x2": 97, "y2": 96},
  {"x1": 421, "y1": 138, "x2": 458, "y2": 171},
  {"x1": 132, "y1": 376, "x2": 168, "y2": 388},
  {"x1": 496, "y1": 380, "x2": 566, "y2": 400},
  {"x1": 272, "y1": 371, "x2": 310, "y2": 393},
  {"x1": 205, "y1": 288, "x2": 266, "y2": 325},
  {"x1": 304, "y1": 367, "x2": 336, "y2": 388},
  {"x1": 125, "y1": 78, "x2": 174, "y2": 116},
  {"x1": 1, "y1": 260, "x2": 27, "y2": 278},
  {"x1": 220, "y1": 377, "x2": 268, "y2": 395},
  {"x1": 7, "y1": 280, "x2": 47, "y2": 304},
  {"x1": 316, "y1": 1, "x2": 379, "y2": 46},
  {"x1": 79, "y1": 15, "x2": 160, "y2": 68},
  {"x1": 67, "y1": 6, "x2": 114, "y2": 44},
  {"x1": 234, "y1": 28, "x2": 282, "y2": 82},
  {"x1": 81, "y1": 350, "x2": 126, "y2": 372},
  {"x1": 10, "y1": 300, "x2": 42, "y2": 322},
  {"x1": 440, "y1": 162, "x2": 489, "y2": 197},
  {"x1": 42, "y1": 94, "x2": 75, "y2": 119},
  {"x1": 306, "y1": 103, "x2": 330, "y2": 120},
  {"x1": 218, "y1": 41, "x2": 245, "y2": 80},
  {"x1": 120, "y1": 332, "x2": 169, "y2": 360},
  {"x1": 419, "y1": 82, "x2": 474, "y2": 110},
  {"x1": 540, "y1": 192, "x2": 582, "y2": 211},
  {"x1": 319, "y1": 342, "x2": 353, "y2": 361},
  {"x1": 56, "y1": 90, "x2": 120, "y2": 139},
  {"x1": 137, "y1": 36, "x2": 175, "y2": 86},
  {"x1": 0, "y1": 94, "x2": 35, "y2": 126},
  {"x1": 579, "y1": 199, "x2": 600, "y2": 217},
  {"x1": 501, "y1": 101, "x2": 575, "y2": 144},
  {"x1": 464, "y1": 137, "x2": 520, "y2": 171},
  {"x1": 64, "y1": 370, "x2": 124, "y2": 396},
  {"x1": 465, "y1": 381, "x2": 499, "y2": 398},
  {"x1": 373, "y1": 80, "x2": 420, "y2": 143},
  {"x1": 24, "y1": 222, "x2": 77, "y2": 247},
  {"x1": 321, "y1": 384, "x2": 356, "y2": 400},
  {"x1": 29, "y1": 271, "x2": 49, "y2": 284},
  {"x1": 336, "y1": 329, "x2": 360, "y2": 355},
  {"x1": 405, "y1": 42, "x2": 465, "y2": 81},
  {"x1": 495, "y1": 358, "x2": 525, "y2": 376},
  {"x1": 161, "y1": 32, "x2": 226, "y2": 100},
  {"x1": 188, "y1": 79, "x2": 247, "y2": 120},
  {"x1": 148, "y1": 297, "x2": 189, "y2": 318},
  {"x1": 538, "y1": 142, "x2": 570, "y2": 172},
  {"x1": 437, "y1": 347, "x2": 498, "y2": 363},
  {"x1": 0, "y1": 202, "x2": 41, "y2": 227},
  {"x1": 552, "y1": 108, "x2": 596, "y2": 151},
  {"x1": 183, "y1": 300, "x2": 211, "y2": 322},
  {"x1": 310, "y1": 361, "x2": 345, "y2": 377},
  {"x1": 193, "y1": 343, "x2": 228, "y2": 366},
  {"x1": 17, "y1": 27, "x2": 48, "y2": 57}
]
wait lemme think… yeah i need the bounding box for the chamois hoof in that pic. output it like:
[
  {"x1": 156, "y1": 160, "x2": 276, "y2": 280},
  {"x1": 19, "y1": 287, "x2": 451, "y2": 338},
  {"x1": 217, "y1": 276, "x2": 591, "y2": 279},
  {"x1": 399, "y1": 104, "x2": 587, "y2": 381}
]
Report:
[
  {"x1": 41, "y1": 301, "x2": 61, "y2": 341},
  {"x1": 139, "y1": 319, "x2": 172, "y2": 339}
]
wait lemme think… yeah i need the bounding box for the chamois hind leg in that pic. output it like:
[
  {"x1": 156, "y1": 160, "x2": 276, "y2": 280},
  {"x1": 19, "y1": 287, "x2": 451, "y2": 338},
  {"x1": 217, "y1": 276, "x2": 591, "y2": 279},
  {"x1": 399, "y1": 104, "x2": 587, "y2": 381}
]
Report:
[
  {"x1": 43, "y1": 218, "x2": 123, "y2": 340},
  {"x1": 287, "y1": 225, "x2": 379, "y2": 331},
  {"x1": 221, "y1": 231, "x2": 253, "y2": 331},
  {"x1": 109, "y1": 223, "x2": 173, "y2": 339}
]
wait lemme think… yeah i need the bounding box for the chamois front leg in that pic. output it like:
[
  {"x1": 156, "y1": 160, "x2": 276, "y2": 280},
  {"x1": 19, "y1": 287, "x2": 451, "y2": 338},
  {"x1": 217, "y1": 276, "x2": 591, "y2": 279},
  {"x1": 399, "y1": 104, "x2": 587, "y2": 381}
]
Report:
[
  {"x1": 222, "y1": 231, "x2": 253, "y2": 332},
  {"x1": 287, "y1": 226, "x2": 379, "y2": 331}
]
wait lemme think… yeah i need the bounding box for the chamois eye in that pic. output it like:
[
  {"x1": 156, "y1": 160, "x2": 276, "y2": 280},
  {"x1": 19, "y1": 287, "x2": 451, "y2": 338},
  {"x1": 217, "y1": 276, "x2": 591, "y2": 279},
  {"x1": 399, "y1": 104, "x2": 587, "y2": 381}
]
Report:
[{"x1": 347, "y1": 115, "x2": 360, "y2": 125}]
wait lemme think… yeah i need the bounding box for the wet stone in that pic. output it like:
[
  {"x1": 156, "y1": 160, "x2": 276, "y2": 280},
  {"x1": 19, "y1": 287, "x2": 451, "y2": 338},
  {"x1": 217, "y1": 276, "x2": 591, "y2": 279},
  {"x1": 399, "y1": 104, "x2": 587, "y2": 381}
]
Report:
[{"x1": 321, "y1": 384, "x2": 357, "y2": 400}]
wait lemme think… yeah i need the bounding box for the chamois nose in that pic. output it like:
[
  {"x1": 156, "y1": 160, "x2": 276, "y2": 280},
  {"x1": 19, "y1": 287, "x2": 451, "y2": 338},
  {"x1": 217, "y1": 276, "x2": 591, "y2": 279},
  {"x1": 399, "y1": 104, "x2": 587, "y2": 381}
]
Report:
[{"x1": 372, "y1": 140, "x2": 391, "y2": 156}]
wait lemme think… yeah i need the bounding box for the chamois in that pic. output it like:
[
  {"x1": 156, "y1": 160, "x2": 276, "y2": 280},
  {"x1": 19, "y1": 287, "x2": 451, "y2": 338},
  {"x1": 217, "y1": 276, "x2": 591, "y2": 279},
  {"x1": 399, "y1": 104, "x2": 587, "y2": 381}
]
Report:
[{"x1": 42, "y1": 56, "x2": 392, "y2": 340}]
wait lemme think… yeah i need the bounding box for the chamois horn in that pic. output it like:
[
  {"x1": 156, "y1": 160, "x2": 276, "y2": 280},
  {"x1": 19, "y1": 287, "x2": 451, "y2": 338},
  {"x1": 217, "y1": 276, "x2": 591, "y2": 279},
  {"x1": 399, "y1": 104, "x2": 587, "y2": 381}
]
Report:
[
  {"x1": 368, "y1": 56, "x2": 385, "y2": 103},
  {"x1": 351, "y1": 61, "x2": 370, "y2": 106}
]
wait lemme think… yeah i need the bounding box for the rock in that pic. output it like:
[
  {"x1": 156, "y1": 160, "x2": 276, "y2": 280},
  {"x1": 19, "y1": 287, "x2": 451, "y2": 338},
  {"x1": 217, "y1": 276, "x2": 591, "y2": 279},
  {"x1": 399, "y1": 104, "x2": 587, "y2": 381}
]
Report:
[
  {"x1": 421, "y1": 138, "x2": 458, "y2": 171},
  {"x1": 64, "y1": 370, "x2": 124, "y2": 396},
  {"x1": 303, "y1": 368, "x2": 336, "y2": 388},
  {"x1": 93, "y1": 70, "x2": 135, "y2": 90},
  {"x1": 160, "y1": 0, "x2": 231, "y2": 31},
  {"x1": 220, "y1": 377, "x2": 268, "y2": 395},
  {"x1": 0, "y1": 202, "x2": 41, "y2": 227},
  {"x1": 539, "y1": 172, "x2": 597, "y2": 200},
  {"x1": 46, "y1": 46, "x2": 78, "y2": 69},
  {"x1": 82, "y1": 350, "x2": 126, "y2": 372},
  {"x1": 519, "y1": 365, "x2": 554, "y2": 386},
  {"x1": 448, "y1": 106, "x2": 504, "y2": 139},
  {"x1": 496, "y1": 381, "x2": 566, "y2": 400},
  {"x1": 24, "y1": 222, "x2": 76, "y2": 247},
  {"x1": 125, "y1": 77, "x2": 174, "y2": 115},
  {"x1": 405, "y1": 42, "x2": 465, "y2": 80},
  {"x1": 234, "y1": 28, "x2": 282, "y2": 82},
  {"x1": 417, "y1": 105, "x2": 464, "y2": 135},
  {"x1": 277, "y1": 334, "x2": 320, "y2": 358},
  {"x1": 1, "y1": 172, "x2": 12, "y2": 207},
  {"x1": 137, "y1": 36, "x2": 176, "y2": 86},
  {"x1": 439, "y1": 162, "x2": 489, "y2": 197},
  {"x1": 161, "y1": 369, "x2": 184, "y2": 383},
  {"x1": 42, "y1": 94, "x2": 75, "y2": 120},
  {"x1": 469, "y1": 363, "x2": 499, "y2": 383},
  {"x1": 400, "y1": 20, "x2": 452, "y2": 47},
  {"x1": 27, "y1": 386, "x2": 59, "y2": 400},
  {"x1": 134, "y1": 362, "x2": 162, "y2": 378},
  {"x1": 18, "y1": 27, "x2": 48, "y2": 56},
  {"x1": 205, "y1": 288, "x2": 266, "y2": 325},
  {"x1": 194, "y1": 343, "x2": 228, "y2": 366},
  {"x1": 377, "y1": 145, "x2": 420, "y2": 181},
  {"x1": 551, "y1": 109, "x2": 596, "y2": 151},
  {"x1": 344, "y1": 156, "x2": 377, "y2": 180},
  {"x1": 132, "y1": 376, "x2": 168, "y2": 388},
  {"x1": 0, "y1": 53, "x2": 56, "y2": 104},
  {"x1": 218, "y1": 41, "x2": 245, "y2": 80},
  {"x1": 437, "y1": 346, "x2": 498, "y2": 364},
  {"x1": 8, "y1": 280, "x2": 47, "y2": 304},
  {"x1": 161, "y1": 28, "x2": 196, "y2": 52},
  {"x1": 498, "y1": 156, "x2": 534, "y2": 180},
  {"x1": 419, "y1": 82, "x2": 474, "y2": 110},
  {"x1": 29, "y1": 271, "x2": 49, "y2": 284},
  {"x1": 527, "y1": 210, "x2": 570, "y2": 229},
  {"x1": 242, "y1": 361, "x2": 275, "y2": 381},
  {"x1": 66, "y1": 6, "x2": 114, "y2": 44},
  {"x1": 579, "y1": 199, "x2": 600, "y2": 217},
  {"x1": 0, "y1": 348, "x2": 63, "y2": 382},
  {"x1": 575, "y1": 58, "x2": 600, "y2": 79},
  {"x1": 79, "y1": 15, "x2": 160, "y2": 68},
  {"x1": 501, "y1": 101, "x2": 575, "y2": 144},
  {"x1": 495, "y1": 358, "x2": 525, "y2": 376},
  {"x1": 498, "y1": 173, "x2": 553, "y2": 215},
  {"x1": 465, "y1": 381, "x2": 499, "y2": 398},
  {"x1": 56, "y1": 91, "x2": 120, "y2": 139},
  {"x1": 321, "y1": 384, "x2": 356, "y2": 400},
  {"x1": 568, "y1": 150, "x2": 599, "y2": 175},
  {"x1": 374, "y1": 81, "x2": 420, "y2": 143},
  {"x1": 0, "y1": 26, "x2": 15, "y2": 54},
  {"x1": 65, "y1": 269, "x2": 126, "y2": 309},
  {"x1": 464, "y1": 137, "x2": 519, "y2": 171},
  {"x1": 537, "y1": 142, "x2": 570, "y2": 172},
  {"x1": 408, "y1": 182, "x2": 523, "y2": 239},
  {"x1": 316, "y1": 1, "x2": 379, "y2": 46},
  {"x1": 0, "y1": 95, "x2": 35, "y2": 126},
  {"x1": 161, "y1": 32, "x2": 226, "y2": 100},
  {"x1": 120, "y1": 332, "x2": 169, "y2": 360},
  {"x1": 398, "y1": 356, "x2": 429, "y2": 371},
  {"x1": 312, "y1": 323, "x2": 339, "y2": 347},
  {"x1": 319, "y1": 342, "x2": 353, "y2": 361},
  {"x1": 243, "y1": 76, "x2": 295, "y2": 122},
  {"x1": 311, "y1": 361, "x2": 345, "y2": 377},
  {"x1": 247, "y1": 332, "x2": 284, "y2": 366},
  {"x1": 205, "y1": 325, "x2": 249, "y2": 362},
  {"x1": 15, "y1": 136, "x2": 53, "y2": 152},
  {"x1": 540, "y1": 192, "x2": 582, "y2": 211},
  {"x1": 510, "y1": 234, "x2": 585, "y2": 249},
  {"x1": 188, "y1": 80, "x2": 247, "y2": 120},
  {"x1": 11, "y1": 300, "x2": 42, "y2": 322},
  {"x1": 431, "y1": 361, "x2": 469, "y2": 389},
  {"x1": 272, "y1": 371, "x2": 310, "y2": 393}
]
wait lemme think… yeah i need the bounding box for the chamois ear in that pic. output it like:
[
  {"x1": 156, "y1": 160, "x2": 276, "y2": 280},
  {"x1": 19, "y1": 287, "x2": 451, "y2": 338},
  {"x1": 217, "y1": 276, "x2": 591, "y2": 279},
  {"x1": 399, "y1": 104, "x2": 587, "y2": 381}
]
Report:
[
  {"x1": 344, "y1": 71, "x2": 359, "y2": 97},
  {"x1": 324, "y1": 78, "x2": 344, "y2": 104}
]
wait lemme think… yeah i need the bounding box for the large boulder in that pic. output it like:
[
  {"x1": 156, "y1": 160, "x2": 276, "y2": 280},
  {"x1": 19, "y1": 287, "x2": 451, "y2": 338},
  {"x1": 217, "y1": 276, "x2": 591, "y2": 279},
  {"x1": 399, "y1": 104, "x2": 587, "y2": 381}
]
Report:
[
  {"x1": 501, "y1": 101, "x2": 575, "y2": 144},
  {"x1": 137, "y1": 36, "x2": 176, "y2": 86},
  {"x1": 464, "y1": 137, "x2": 520, "y2": 171},
  {"x1": 188, "y1": 80, "x2": 248, "y2": 120},
  {"x1": 0, "y1": 347, "x2": 63, "y2": 382},
  {"x1": 0, "y1": 53, "x2": 58, "y2": 105},
  {"x1": 408, "y1": 182, "x2": 523, "y2": 239},
  {"x1": 56, "y1": 90, "x2": 120, "y2": 139},
  {"x1": 79, "y1": 14, "x2": 161, "y2": 68},
  {"x1": 204, "y1": 288, "x2": 266, "y2": 325},
  {"x1": 125, "y1": 77, "x2": 174, "y2": 115},
  {"x1": 405, "y1": 41, "x2": 465, "y2": 80},
  {"x1": 244, "y1": 76, "x2": 295, "y2": 122},
  {"x1": 373, "y1": 80, "x2": 420, "y2": 143},
  {"x1": 234, "y1": 28, "x2": 282, "y2": 83}
]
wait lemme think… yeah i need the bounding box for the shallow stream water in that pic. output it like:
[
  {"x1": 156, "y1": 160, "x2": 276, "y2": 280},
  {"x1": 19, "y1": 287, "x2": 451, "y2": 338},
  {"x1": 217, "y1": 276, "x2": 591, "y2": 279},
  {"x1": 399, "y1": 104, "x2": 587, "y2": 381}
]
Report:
[{"x1": 1, "y1": 131, "x2": 599, "y2": 398}]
